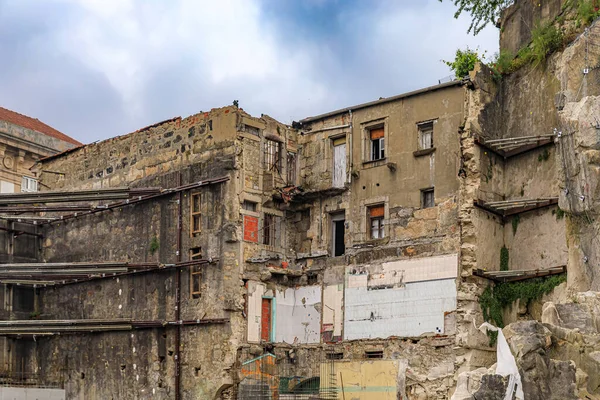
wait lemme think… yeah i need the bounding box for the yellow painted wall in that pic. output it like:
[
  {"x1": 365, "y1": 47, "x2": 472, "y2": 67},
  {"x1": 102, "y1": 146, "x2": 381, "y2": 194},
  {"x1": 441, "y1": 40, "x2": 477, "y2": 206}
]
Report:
[{"x1": 321, "y1": 360, "x2": 399, "y2": 400}]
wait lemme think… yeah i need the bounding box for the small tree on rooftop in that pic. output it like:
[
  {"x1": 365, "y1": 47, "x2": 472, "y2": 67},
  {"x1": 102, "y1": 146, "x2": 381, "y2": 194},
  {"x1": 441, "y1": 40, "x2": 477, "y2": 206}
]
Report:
[{"x1": 444, "y1": 47, "x2": 481, "y2": 78}]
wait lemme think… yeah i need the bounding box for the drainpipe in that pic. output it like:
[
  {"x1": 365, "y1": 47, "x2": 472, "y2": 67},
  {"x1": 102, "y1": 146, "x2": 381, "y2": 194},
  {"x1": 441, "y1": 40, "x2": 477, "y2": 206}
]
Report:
[
  {"x1": 348, "y1": 110, "x2": 353, "y2": 184},
  {"x1": 175, "y1": 172, "x2": 182, "y2": 400}
]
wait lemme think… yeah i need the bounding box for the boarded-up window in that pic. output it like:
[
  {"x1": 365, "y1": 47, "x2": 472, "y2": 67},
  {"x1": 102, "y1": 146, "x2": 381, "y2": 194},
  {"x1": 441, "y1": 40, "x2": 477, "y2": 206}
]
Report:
[
  {"x1": 421, "y1": 188, "x2": 435, "y2": 209},
  {"x1": 263, "y1": 213, "x2": 280, "y2": 247},
  {"x1": 264, "y1": 140, "x2": 282, "y2": 173},
  {"x1": 287, "y1": 152, "x2": 297, "y2": 185},
  {"x1": 418, "y1": 122, "x2": 434, "y2": 150},
  {"x1": 190, "y1": 247, "x2": 202, "y2": 299},
  {"x1": 190, "y1": 192, "x2": 201, "y2": 235},
  {"x1": 333, "y1": 137, "x2": 346, "y2": 188},
  {"x1": 244, "y1": 215, "x2": 259, "y2": 243},
  {"x1": 369, "y1": 127, "x2": 385, "y2": 161},
  {"x1": 368, "y1": 204, "x2": 385, "y2": 239}
]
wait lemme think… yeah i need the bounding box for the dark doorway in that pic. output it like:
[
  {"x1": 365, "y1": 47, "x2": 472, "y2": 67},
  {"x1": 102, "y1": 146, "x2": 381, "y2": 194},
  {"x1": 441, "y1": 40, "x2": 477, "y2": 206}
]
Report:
[{"x1": 332, "y1": 212, "x2": 345, "y2": 257}]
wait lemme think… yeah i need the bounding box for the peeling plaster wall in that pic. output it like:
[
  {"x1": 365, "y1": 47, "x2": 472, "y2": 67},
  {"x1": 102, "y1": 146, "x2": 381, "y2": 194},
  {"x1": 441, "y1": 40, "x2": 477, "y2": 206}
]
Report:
[
  {"x1": 331, "y1": 360, "x2": 401, "y2": 399},
  {"x1": 275, "y1": 286, "x2": 321, "y2": 344},
  {"x1": 322, "y1": 284, "x2": 343, "y2": 342}
]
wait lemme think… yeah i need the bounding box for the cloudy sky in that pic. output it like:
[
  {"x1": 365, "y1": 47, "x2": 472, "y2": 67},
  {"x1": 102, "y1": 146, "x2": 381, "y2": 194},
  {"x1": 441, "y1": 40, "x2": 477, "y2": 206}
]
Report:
[{"x1": 0, "y1": 0, "x2": 498, "y2": 144}]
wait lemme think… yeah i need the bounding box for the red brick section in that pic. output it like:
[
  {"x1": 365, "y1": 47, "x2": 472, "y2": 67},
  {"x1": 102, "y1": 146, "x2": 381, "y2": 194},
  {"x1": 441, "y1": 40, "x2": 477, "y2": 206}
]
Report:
[
  {"x1": 261, "y1": 298, "x2": 272, "y2": 342},
  {"x1": 0, "y1": 107, "x2": 82, "y2": 146}
]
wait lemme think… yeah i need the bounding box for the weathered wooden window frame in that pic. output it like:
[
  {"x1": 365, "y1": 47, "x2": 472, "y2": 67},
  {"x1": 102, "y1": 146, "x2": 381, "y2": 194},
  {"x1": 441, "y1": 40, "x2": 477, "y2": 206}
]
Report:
[
  {"x1": 368, "y1": 204, "x2": 385, "y2": 239},
  {"x1": 189, "y1": 247, "x2": 202, "y2": 299},
  {"x1": 264, "y1": 139, "x2": 282, "y2": 174},
  {"x1": 417, "y1": 121, "x2": 434, "y2": 150},
  {"x1": 286, "y1": 152, "x2": 297, "y2": 186},
  {"x1": 190, "y1": 192, "x2": 201, "y2": 236},
  {"x1": 421, "y1": 188, "x2": 435, "y2": 209},
  {"x1": 262, "y1": 213, "x2": 280, "y2": 247}
]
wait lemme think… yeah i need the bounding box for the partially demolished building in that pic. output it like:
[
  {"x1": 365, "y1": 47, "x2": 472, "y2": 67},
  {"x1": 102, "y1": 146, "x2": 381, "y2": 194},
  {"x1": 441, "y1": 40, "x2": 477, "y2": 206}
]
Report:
[{"x1": 2, "y1": 0, "x2": 600, "y2": 399}]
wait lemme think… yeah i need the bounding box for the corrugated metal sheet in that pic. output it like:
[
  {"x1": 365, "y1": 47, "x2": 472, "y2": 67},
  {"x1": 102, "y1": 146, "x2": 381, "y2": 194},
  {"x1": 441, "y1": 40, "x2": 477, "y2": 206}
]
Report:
[
  {"x1": 275, "y1": 286, "x2": 321, "y2": 344},
  {"x1": 344, "y1": 279, "x2": 456, "y2": 340}
]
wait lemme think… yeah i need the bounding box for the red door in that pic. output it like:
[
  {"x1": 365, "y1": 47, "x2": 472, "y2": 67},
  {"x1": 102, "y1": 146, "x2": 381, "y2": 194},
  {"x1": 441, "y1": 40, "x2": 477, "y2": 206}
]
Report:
[{"x1": 261, "y1": 298, "x2": 272, "y2": 342}]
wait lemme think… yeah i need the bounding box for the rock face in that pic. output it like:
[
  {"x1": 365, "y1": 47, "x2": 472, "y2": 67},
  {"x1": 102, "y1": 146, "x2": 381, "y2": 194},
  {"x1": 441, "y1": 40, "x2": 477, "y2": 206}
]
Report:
[{"x1": 504, "y1": 321, "x2": 577, "y2": 400}]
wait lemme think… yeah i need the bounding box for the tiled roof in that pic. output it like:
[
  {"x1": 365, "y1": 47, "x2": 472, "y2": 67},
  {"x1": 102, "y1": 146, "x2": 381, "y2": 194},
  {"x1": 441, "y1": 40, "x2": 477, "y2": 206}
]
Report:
[{"x1": 0, "y1": 107, "x2": 82, "y2": 146}]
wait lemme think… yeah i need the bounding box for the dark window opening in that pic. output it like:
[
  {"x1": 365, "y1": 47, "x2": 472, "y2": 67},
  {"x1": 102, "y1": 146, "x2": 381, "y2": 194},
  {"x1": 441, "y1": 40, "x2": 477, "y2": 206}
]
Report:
[
  {"x1": 332, "y1": 213, "x2": 345, "y2": 257},
  {"x1": 243, "y1": 124, "x2": 260, "y2": 136},
  {"x1": 421, "y1": 188, "x2": 435, "y2": 209},
  {"x1": 365, "y1": 350, "x2": 384, "y2": 359},
  {"x1": 242, "y1": 201, "x2": 257, "y2": 212},
  {"x1": 326, "y1": 352, "x2": 344, "y2": 360},
  {"x1": 13, "y1": 286, "x2": 34, "y2": 312}
]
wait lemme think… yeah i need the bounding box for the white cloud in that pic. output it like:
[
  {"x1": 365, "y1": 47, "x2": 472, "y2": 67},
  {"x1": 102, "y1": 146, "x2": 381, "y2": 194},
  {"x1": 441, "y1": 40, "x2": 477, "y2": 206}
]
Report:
[{"x1": 0, "y1": 0, "x2": 499, "y2": 141}]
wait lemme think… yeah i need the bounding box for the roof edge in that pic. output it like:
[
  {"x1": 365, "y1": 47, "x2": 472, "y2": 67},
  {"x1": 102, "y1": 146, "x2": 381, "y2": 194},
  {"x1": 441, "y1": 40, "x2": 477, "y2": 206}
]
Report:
[{"x1": 299, "y1": 80, "x2": 466, "y2": 125}]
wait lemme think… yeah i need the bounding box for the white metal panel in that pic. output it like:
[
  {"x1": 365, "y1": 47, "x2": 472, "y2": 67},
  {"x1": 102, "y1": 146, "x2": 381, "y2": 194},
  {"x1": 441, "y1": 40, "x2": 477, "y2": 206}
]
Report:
[
  {"x1": 247, "y1": 281, "x2": 266, "y2": 343},
  {"x1": 0, "y1": 387, "x2": 65, "y2": 400},
  {"x1": 0, "y1": 181, "x2": 14, "y2": 194},
  {"x1": 275, "y1": 286, "x2": 321, "y2": 344},
  {"x1": 332, "y1": 143, "x2": 346, "y2": 188},
  {"x1": 381, "y1": 254, "x2": 458, "y2": 284},
  {"x1": 323, "y1": 284, "x2": 343, "y2": 338},
  {"x1": 344, "y1": 279, "x2": 456, "y2": 340}
]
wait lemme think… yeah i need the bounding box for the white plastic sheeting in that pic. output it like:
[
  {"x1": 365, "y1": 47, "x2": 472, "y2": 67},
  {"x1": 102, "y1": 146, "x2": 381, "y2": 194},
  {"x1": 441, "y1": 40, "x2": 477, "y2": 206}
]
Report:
[{"x1": 479, "y1": 323, "x2": 524, "y2": 400}]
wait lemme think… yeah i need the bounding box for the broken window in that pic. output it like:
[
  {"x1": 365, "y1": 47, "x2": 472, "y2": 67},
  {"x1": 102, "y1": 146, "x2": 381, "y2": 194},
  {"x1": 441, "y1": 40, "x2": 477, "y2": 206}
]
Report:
[
  {"x1": 368, "y1": 204, "x2": 385, "y2": 240},
  {"x1": 243, "y1": 124, "x2": 260, "y2": 136},
  {"x1": 287, "y1": 152, "x2": 297, "y2": 185},
  {"x1": 21, "y1": 176, "x2": 37, "y2": 193},
  {"x1": 421, "y1": 188, "x2": 435, "y2": 209},
  {"x1": 331, "y1": 212, "x2": 345, "y2": 257},
  {"x1": 263, "y1": 213, "x2": 280, "y2": 247},
  {"x1": 190, "y1": 192, "x2": 201, "y2": 235},
  {"x1": 242, "y1": 200, "x2": 257, "y2": 212},
  {"x1": 418, "y1": 121, "x2": 434, "y2": 150},
  {"x1": 369, "y1": 127, "x2": 385, "y2": 161},
  {"x1": 326, "y1": 352, "x2": 344, "y2": 360},
  {"x1": 190, "y1": 247, "x2": 202, "y2": 299},
  {"x1": 264, "y1": 139, "x2": 282, "y2": 174}
]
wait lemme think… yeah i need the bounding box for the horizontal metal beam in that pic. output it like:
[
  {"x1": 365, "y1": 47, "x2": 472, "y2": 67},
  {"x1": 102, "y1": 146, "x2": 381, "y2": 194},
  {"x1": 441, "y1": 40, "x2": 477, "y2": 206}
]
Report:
[
  {"x1": 0, "y1": 187, "x2": 161, "y2": 205},
  {"x1": 0, "y1": 259, "x2": 217, "y2": 287},
  {"x1": 0, "y1": 318, "x2": 228, "y2": 336},
  {"x1": 473, "y1": 265, "x2": 566, "y2": 283},
  {"x1": 474, "y1": 198, "x2": 558, "y2": 221}
]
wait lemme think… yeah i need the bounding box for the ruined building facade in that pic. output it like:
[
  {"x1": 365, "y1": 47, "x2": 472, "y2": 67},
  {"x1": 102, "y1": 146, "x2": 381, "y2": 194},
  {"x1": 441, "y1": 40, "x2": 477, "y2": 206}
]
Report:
[{"x1": 2, "y1": 1, "x2": 600, "y2": 398}]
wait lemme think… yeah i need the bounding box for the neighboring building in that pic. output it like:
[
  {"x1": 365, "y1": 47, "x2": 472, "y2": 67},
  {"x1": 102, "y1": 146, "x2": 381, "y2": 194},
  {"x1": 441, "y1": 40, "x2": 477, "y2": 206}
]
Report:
[
  {"x1": 0, "y1": 107, "x2": 81, "y2": 193},
  {"x1": 0, "y1": 80, "x2": 472, "y2": 399}
]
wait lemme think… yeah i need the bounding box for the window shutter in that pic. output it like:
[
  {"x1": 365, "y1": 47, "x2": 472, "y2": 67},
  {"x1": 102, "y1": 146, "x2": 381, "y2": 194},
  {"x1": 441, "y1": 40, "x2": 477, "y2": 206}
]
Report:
[
  {"x1": 369, "y1": 205, "x2": 385, "y2": 217},
  {"x1": 370, "y1": 128, "x2": 384, "y2": 140}
]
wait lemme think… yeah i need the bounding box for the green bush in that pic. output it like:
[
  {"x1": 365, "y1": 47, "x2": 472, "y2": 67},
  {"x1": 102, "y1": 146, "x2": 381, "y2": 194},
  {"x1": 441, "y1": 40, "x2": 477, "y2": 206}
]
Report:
[
  {"x1": 479, "y1": 274, "x2": 566, "y2": 328},
  {"x1": 500, "y1": 246, "x2": 510, "y2": 271},
  {"x1": 578, "y1": 0, "x2": 600, "y2": 25},
  {"x1": 531, "y1": 22, "x2": 563, "y2": 64},
  {"x1": 444, "y1": 48, "x2": 481, "y2": 78}
]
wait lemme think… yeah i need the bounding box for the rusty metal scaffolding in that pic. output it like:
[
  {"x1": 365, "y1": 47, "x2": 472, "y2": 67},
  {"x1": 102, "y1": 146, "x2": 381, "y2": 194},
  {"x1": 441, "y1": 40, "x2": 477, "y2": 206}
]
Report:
[
  {"x1": 0, "y1": 176, "x2": 230, "y2": 225},
  {"x1": 473, "y1": 265, "x2": 566, "y2": 283},
  {"x1": 474, "y1": 197, "x2": 558, "y2": 221},
  {"x1": 0, "y1": 318, "x2": 228, "y2": 336},
  {"x1": 475, "y1": 133, "x2": 556, "y2": 158},
  {"x1": 0, "y1": 259, "x2": 217, "y2": 287},
  {"x1": 234, "y1": 348, "x2": 338, "y2": 399}
]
